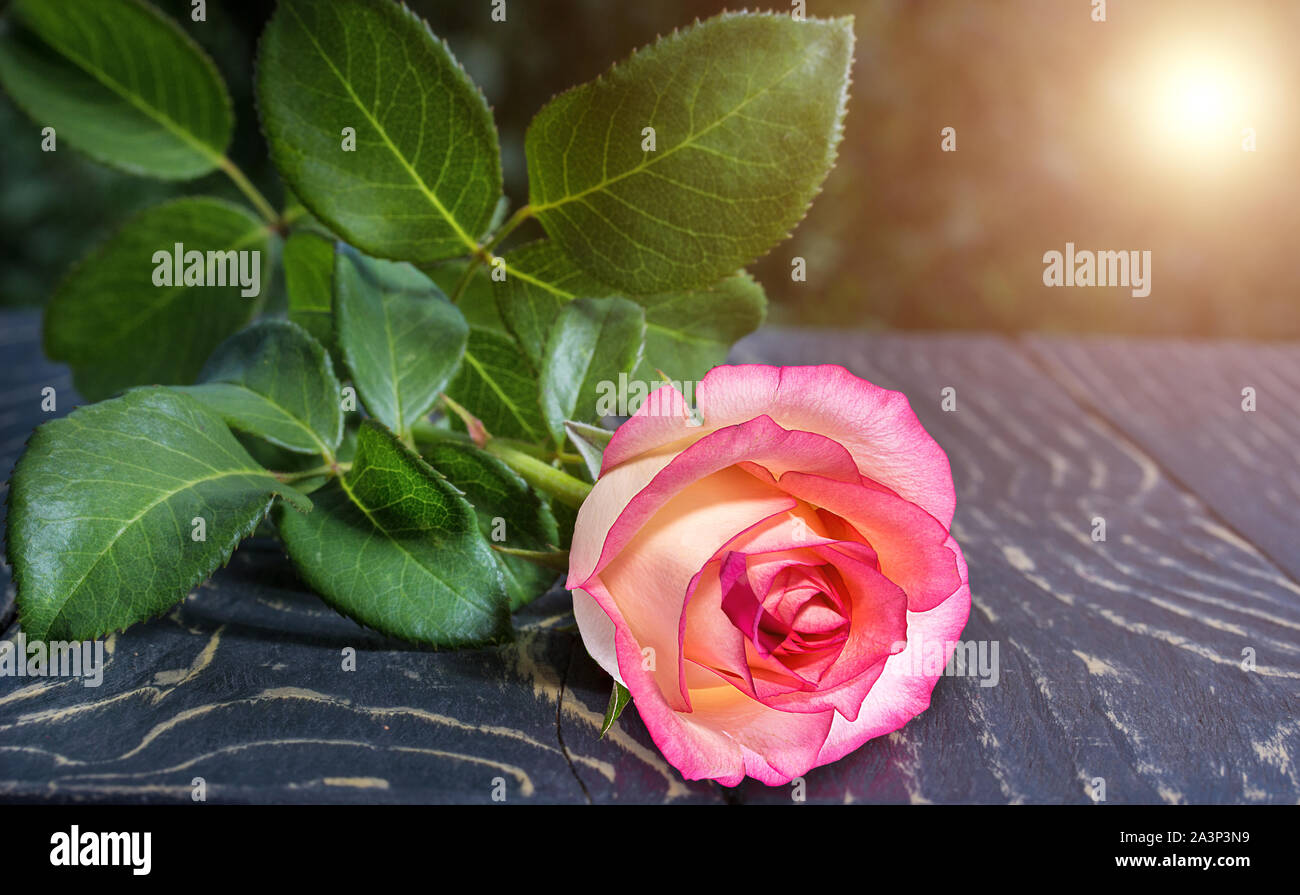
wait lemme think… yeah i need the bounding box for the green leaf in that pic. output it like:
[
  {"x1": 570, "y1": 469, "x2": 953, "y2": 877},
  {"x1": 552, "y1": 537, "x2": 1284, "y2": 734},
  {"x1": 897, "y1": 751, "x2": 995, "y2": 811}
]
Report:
[
  {"x1": 334, "y1": 245, "x2": 468, "y2": 437},
  {"x1": 563, "y1": 420, "x2": 613, "y2": 481},
  {"x1": 6, "y1": 388, "x2": 310, "y2": 641},
  {"x1": 495, "y1": 241, "x2": 611, "y2": 370},
  {"x1": 635, "y1": 271, "x2": 767, "y2": 382},
  {"x1": 494, "y1": 240, "x2": 763, "y2": 386},
  {"x1": 539, "y1": 297, "x2": 645, "y2": 444},
  {"x1": 419, "y1": 440, "x2": 560, "y2": 611},
  {"x1": 445, "y1": 328, "x2": 547, "y2": 443},
  {"x1": 283, "y1": 230, "x2": 339, "y2": 362},
  {"x1": 44, "y1": 198, "x2": 271, "y2": 402},
  {"x1": 257, "y1": 0, "x2": 501, "y2": 263},
  {"x1": 0, "y1": 0, "x2": 232, "y2": 179},
  {"x1": 525, "y1": 11, "x2": 853, "y2": 293},
  {"x1": 173, "y1": 320, "x2": 343, "y2": 457},
  {"x1": 600, "y1": 682, "x2": 632, "y2": 739},
  {"x1": 274, "y1": 421, "x2": 511, "y2": 647}
]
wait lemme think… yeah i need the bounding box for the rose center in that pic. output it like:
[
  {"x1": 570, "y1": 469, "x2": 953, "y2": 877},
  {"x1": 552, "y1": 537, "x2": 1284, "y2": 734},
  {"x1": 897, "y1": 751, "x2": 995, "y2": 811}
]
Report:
[{"x1": 719, "y1": 553, "x2": 852, "y2": 670}]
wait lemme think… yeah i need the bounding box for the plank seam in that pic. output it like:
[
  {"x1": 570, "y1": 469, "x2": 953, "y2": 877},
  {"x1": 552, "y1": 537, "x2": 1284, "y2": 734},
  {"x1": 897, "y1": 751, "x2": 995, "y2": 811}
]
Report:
[
  {"x1": 555, "y1": 638, "x2": 594, "y2": 804},
  {"x1": 1017, "y1": 335, "x2": 1300, "y2": 591}
]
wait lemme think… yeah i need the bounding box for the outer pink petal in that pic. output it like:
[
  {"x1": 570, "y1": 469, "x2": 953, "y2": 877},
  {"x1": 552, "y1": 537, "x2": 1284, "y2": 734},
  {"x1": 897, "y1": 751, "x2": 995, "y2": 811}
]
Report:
[
  {"x1": 572, "y1": 576, "x2": 800, "y2": 786},
  {"x1": 602, "y1": 365, "x2": 956, "y2": 528},
  {"x1": 590, "y1": 415, "x2": 859, "y2": 582},
  {"x1": 597, "y1": 467, "x2": 794, "y2": 710},
  {"x1": 567, "y1": 444, "x2": 680, "y2": 586},
  {"x1": 815, "y1": 535, "x2": 972, "y2": 766},
  {"x1": 572, "y1": 585, "x2": 622, "y2": 685},
  {"x1": 598, "y1": 380, "x2": 695, "y2": 474},
  {"x1": 620, "y1": 625, "x2": 835, "y2": 786}
]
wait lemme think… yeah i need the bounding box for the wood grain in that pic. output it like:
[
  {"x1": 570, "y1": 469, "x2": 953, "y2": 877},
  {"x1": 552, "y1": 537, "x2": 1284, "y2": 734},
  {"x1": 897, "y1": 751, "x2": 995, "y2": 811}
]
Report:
[
  {"x1": 0, "y1": 544, "x2": 704, "y2": 803},
  {"x1": 1027, "y1": 335, "x2": 1300, "y2": 582},
  {"x1": 2, "y1": 311, "x2": 1296, "y2": 803}
]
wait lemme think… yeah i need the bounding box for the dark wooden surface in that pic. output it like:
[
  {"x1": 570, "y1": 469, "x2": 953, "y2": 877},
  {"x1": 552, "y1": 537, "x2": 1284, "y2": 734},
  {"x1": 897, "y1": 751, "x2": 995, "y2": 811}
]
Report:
[{"x1": 2, "y1": 309, "x2": 1296, "y2": 804}]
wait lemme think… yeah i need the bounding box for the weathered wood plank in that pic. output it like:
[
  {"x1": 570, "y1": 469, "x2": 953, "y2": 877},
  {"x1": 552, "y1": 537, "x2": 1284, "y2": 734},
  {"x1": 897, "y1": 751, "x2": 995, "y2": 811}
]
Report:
[
  {"x1": 0, "y1": 548, "x2": 585, "y2": 803},
  {"x1": 3, "y1": 312, "x2": 1297, "y2": 803},
  {"x1": 1026, "y1": 336, "x2": 1300, "y2": 583},
  {"x1": 722, "y1": 329, "x2": 1300, "y2": 804}
]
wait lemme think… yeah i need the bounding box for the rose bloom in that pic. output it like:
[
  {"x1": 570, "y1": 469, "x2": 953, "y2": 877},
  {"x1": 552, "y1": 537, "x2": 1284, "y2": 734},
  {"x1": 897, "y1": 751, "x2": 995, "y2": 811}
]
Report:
[{"x1": 567, "y1": 365, "x2": 970, "y2": 786}]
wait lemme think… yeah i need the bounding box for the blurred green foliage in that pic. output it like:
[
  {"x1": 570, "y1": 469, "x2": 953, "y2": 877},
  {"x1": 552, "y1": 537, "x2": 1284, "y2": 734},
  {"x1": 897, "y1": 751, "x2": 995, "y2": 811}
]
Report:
[{"x1": 3, "y1": 0, "x2": 1296, "y2": 338}]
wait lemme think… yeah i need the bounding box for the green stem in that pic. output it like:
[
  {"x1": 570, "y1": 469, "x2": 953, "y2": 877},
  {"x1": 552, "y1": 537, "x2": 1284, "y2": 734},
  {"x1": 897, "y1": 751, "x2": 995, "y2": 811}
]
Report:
[
  {"x1": 484, "y1": 440, "x2": 592, "y2": 509},
  {"x1": 483, "y1": 204, "x2": 534, "y2": 255},
  {"x1": 219, "y1": 156, "x2": 279, "y2": 226},
  {"x1": 449, "y1": 204, "x2": 535, "y2": 303},
  {"x1": 492, "y1": 545, "x2": 570, "y2": 572},
  {"x1": 410, "y1": 418, "x2": 463, "y2": 446},
  {"x1": 410, "y1": 419, "x2": 555, "y2": 463},
  {"x1": 498, "y1": 437, "x2": 561, "y2": 462},
  {"x1": 279, "y1": 204, "x2": 308, "y2": 230},
  {"x1": 275, "y1": 461, "x2": 350, "y2": 484}
]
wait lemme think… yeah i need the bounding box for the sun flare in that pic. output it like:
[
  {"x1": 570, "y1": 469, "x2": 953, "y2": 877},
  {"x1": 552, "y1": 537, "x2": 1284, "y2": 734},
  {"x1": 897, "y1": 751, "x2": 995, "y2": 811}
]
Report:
[
  {"x1": 1123, "y1": 33, "x2": 1283, "y2": 173},
  {"x1": 1155, "y1": 60, "x2": 1238, "y2": 150}
]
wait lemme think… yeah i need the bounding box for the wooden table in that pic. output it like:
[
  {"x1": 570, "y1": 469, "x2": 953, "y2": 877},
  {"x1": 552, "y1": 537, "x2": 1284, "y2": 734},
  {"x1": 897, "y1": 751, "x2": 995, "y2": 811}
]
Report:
[{"x1": 2, "y1": 310, "x2": 1297, "y2": 804}]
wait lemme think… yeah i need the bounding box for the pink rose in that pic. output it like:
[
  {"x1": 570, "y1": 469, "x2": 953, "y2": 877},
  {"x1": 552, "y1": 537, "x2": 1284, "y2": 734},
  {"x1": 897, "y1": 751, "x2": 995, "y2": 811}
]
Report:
[{"x1": 567, "y1": 365, "x2": 970, "y2": 786}]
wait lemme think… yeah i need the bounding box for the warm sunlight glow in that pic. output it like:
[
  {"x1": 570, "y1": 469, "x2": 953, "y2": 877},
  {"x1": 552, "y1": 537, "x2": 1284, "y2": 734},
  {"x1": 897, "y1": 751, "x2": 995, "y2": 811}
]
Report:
[
  {"x1": 1117, "y1": 36, "x2": 1281, "y2": 179},
  {"x1": 1155, "y1": 60, "x2": 1237, "y2": 150}
]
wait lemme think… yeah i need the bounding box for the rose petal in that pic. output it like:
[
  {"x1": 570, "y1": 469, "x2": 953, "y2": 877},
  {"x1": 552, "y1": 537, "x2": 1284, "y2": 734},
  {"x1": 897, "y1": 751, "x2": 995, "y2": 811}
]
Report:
[
  {"x1": 620, "y1": 622, "x2": 836, "y2": 786},
  {"x1": 590, "y1": 414, "x2": 859, "y2": 583},
  {"x1": 737, "y1": 544, "x2": 906, "y2": 719},
  {"x1": 572, "y1": 585, "x2": 622, "y2": 685},
  {"x1": 568, "y1": 443, "x2": 681, "y2": 586},
  {"x1": 777, "y1": 471, "x2": 962, "y2": 612},
  {"x1": 681, "y1": 558, "x2": 755, "y2": 689},
  {"x1": 816, "y1": 536, "x2": 972, "y2": 765},
  {"x1": 599, "y1": 467, "x2": 795, "y2": 710},
  {"x1": 602, "y1": 365, "x2": 956, "y2": 527}
]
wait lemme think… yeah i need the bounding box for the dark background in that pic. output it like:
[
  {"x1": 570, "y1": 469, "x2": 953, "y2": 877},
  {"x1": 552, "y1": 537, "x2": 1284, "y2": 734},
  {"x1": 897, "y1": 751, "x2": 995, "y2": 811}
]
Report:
[{"x1": 3, "y1": 0, "x2": 1296, "y2": 337}]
